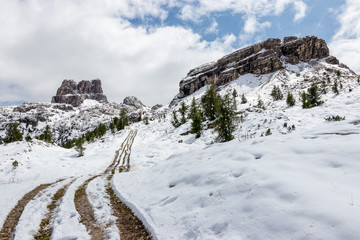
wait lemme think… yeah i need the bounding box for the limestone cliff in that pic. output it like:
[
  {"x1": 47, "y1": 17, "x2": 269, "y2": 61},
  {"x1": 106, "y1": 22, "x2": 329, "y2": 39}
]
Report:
[
  {"x1": 173, "y1": 36, "x2": 341, "y2": 103},
  {"x1": 51, "y1": 79, "x2": 108, "y2": 107}
]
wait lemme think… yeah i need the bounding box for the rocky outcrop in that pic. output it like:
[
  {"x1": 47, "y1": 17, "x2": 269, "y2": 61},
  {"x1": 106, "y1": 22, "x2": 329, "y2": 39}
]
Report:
[
  {"x1": 173, "y1": 36, "x2": 337, "y2": 102},
  {"x1": 51, "y1": 79, "x2": 108, "y2": 107},
  {"x1": 123, "y1": 96, "x2": 145, "y2": 109}
]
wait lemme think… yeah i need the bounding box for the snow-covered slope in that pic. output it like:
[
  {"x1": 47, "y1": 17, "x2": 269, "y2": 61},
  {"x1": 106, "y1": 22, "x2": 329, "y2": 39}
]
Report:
[{"x1": 0, "y1": 57, "x2": 359, "y2": 239}]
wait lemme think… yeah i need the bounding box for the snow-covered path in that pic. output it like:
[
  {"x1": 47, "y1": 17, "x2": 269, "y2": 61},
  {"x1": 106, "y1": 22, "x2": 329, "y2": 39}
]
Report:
[{"x1": 0, "y1": 130, "x2": 152, "y2": 240}]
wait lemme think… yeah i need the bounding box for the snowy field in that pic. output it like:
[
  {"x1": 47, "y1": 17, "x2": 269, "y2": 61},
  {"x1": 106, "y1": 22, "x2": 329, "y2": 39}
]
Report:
[
  {"x1": 111, "y1": 72, "x2": 360, "y2": 239},
  {"x1": 0, "y1": 60, "x2": 360, "y2": 239},
  {"x1": 0, "y1": 131, "x2": 127, "y2": 229}
]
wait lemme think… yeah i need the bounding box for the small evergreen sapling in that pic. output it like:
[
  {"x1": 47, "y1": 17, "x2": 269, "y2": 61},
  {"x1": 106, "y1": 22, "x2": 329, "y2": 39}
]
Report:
[
  {"x1": 4, "y1": 123, "x2": 23, "y2": 143},
  {"x1": 171, "y1": 110, "x2": 180, "y2": 128},
  {"x1": 286, "y1": 92, "x2": 296, "y2": 106},
  {"x1": 302, "y1": 84, "x2": 323, "y2": 109},
  {"x1": 190, "y1": 106, "x2": 203, "y2": 138},
  {"x1": 241, "y1": 94, "x2": 247, "y2": 104},
  {"x1": 201, "y1": 85, "x2": 220, "y2": 121},
  {"x1": 75, "y1": 137, "x2": 85, "y2": 157},
  {"x1": 188, "y1": 97, "x2": 197, "y2": 119},
  {"x1": 332, "y1": 80, "x2": 339, "y2": 94},
  {"x1": 179, "y1": 101, "x2": 188, "y2": 124},
  {"x1": 215, "y1": 93, "x2": 237, "y2": 142},
  {"x1": 270, "y1": 86, "x2": 284, "y2": 100}
]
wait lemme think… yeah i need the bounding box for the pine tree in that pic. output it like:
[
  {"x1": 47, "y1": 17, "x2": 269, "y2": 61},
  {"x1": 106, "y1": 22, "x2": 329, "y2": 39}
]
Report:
[
  {"x1": 119, "y1": 108, "x2": 129, "y2": 130},
  {"x1": 39, "y1": 125, "x2": 52, "y2": 143},
  {"x1": 201, "y1": 85, "x2": 220, "y2": 121},
  {"x1": 286, "y1": 92, "x2": 296, "y2": 106},
  {"x1": 270, "y1": 86, "x2": 284, "y2": 100},
  {"x1": 171, "y1": 110, "x2": 180, "y2": 128},
  {"x1": 143, "y1": 116, "x2": 149, "y2": 125},
  {"x1": 75, "y1": 137, "x2": 85, "y2": 157},
  {"x1": 256, "y1": 97, "x2": 265, "y2": 110},
  {"x1": 215, "y1": 94, "x2": 236, "y2": 142},
  {"x1": 4, "y1": 123, "x2": 23, "y2": 143},
  {"x1": 179, "y1": 101, "x2": 188, "y2": 124},
  {"x1": 241, "y1": 94, "x2": 248, "y2": 104},
  {"x1": 109, "y1": 121, "x2": 115, "y2": 134},
  {"x1": 332, "y1": 80, "x2": 339, "y2": 94},
  {"x1": 190, "y1": 105, "x2": 203, "y2": 139},
  {"x1": 232, "y1": 89, "x2": 238, "y2": 98},
  {"x1": 188, "y1": 97, "x2": 197, "y2": 119},
  {"x1": 302, "y1": 84, "x2": 323, "y2": 108}
]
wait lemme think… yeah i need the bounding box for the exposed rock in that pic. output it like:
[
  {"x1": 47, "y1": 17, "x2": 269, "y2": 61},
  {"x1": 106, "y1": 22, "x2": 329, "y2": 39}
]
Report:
[
  {"x1": 51, "y1": 79, "x2": 108, "y2": 107},
  {"x1": 123, "y1": 96, "x2": 145, "y2": 109},
  {"x1": 173, "y1": 36, "x2": 335, "y2": 102},
  {"x1": 151, "y1": 104, "x2": 163, "y2": 111}
]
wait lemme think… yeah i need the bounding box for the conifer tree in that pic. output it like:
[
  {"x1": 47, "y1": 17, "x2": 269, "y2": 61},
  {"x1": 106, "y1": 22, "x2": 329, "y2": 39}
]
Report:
[
  {"x1": 271, "y1": 85, "x2": 284, "y2": 100},
  {"x1": 179, "y1": 101, "x2": 188, "y2": 124},
  {"x1": 75, "y1": 137, "x2": 85, "y2": 157},
  {"x1": 286, "y1": 92, "x2": 296, "y2": 106},
  {"x1": 256, "y1": 97, "x2": 265, "y2": 110},
  {"x1": 119, "y1": 108, "x2": 129, "y2": 130},
  {"x1": 215, "y1": 94, "x2": 236, "y2": 142},
  {"x1": 109, "y1": 121, "x2": 115, "y2": 134},
  {"x1": 232, "y1": 89, "x2": 238, "y2": 98},
  {"x1": 188, "y1": 97, "x2": 197, "y2": 119},
  {"x1": 39, "y1": 125, "x2": 52, "y2": 143},
  {"x1": 4, "y1": 123, "x2": 23, "y2": 143},
  {"x1": 171, "y1": 110, "x2": 180, "y2": 128},
  {"x1": 332, "y1": 80, "x2": 339, "y2": 94},
  {"x1": 302, "y1": 84, "x2": 323, "y2": 108},
  {"x1": 201, "y1": 85, "x2": 220, "y2": 121},
  {"x1": 190, "y1": 105, "x2": 203, "y2": 139},
  {"x1": 241, "y1": 94, "x2": 248, "y2": 104}
]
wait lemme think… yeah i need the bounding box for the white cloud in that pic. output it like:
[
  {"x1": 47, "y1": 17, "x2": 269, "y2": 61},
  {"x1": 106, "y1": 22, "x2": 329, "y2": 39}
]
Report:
[
  {"x1": 329, "y1": 0, "x2": 360, "y2": 74},
  {"x1": 178, "y1": 0, "x2": 307, "y2": 23},
  {"x1": 293, "y1": 1, "x2": 307, "y2": 22},
  {"x1": 205, "y1": 19, "x2": 219, "y2": 34},
  {"x1": 243, "y1": 16, "x2": 271, "y2": 34},
  {"x1": 0, "y1": 0, "x2": 231, "y2": 106}
]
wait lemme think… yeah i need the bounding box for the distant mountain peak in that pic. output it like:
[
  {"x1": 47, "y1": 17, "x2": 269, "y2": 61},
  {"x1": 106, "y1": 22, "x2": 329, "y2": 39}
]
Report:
[
  {"x1": 51, "y1": 79, "x2": 108, "y2": 107},
  {"x1": 171, "y1": 36, "x2": 352, "y2": 105}
]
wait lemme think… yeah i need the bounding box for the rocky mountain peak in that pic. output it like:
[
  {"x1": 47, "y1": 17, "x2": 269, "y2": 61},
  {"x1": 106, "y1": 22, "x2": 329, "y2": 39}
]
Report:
[
  {"x1": 172, "y1": 36, "x2": 342, "y2": 103},
  {"x1": 123, "y1": 96, "x2": 145, "y2": 109},
  {"x1": 51, "y1": 79, "x2": 108, "y2": 107}
]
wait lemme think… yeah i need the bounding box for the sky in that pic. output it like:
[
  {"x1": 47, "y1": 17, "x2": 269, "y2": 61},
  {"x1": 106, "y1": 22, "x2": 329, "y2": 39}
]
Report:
[{"x1": 0, "y1": 0, "x2": 359, "y2": 107}]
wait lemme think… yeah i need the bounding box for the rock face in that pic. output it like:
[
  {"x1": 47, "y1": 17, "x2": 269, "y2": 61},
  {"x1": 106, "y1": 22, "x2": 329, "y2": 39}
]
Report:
[
  {"x1": 123, "y1": 96, "x2": 145, "y2": 109},
  {"x1": 51, "y1": 79, "x2": 108, "y2": 107},
  {"x1": 174, "y1": 36, "x2": 337, "y2": 101}
]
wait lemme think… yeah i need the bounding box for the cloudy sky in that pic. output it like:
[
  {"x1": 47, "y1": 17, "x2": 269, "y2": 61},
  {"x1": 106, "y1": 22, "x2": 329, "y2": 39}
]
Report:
[{"x1": 0, "y1": 0, "x2": 359, "y2": 106}]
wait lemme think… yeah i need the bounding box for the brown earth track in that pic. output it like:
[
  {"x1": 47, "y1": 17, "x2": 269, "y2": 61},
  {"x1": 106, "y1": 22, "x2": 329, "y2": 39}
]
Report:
[
  {"x1": 106, "y1": 174, "x2": 151, "y2": 240},
  {"x1": 105, "y1": 130, "x2": 133, "y2": 174},
  {"x1": 33, "y1": 179, "x2": 75, "y2": 240},
  {"x1": 74, "y1": 175, "x2": 105, "y2": 240},
  {"x1": 0, "y1": 181, "x2": 59, "y2": 240}
]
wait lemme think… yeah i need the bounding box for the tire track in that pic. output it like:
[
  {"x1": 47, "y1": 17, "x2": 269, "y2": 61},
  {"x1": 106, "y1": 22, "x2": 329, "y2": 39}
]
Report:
[
  {"x1": 33, "y1": 179, "x2": 75, "y2": 240},
  {"x1": 0, "y1": 180, "x2": 60, "y2": 240},
  {"x1": 106, "y1": 174, "x2": 151, "y2": 240},
  {"x1": 74, "y1": 175, "x2": 105, "y2": 240}
]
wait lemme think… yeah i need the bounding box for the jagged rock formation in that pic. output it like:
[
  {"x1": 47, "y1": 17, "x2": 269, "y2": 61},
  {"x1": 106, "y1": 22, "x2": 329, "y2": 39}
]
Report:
[
  {"x1": 173, "y1": 36, "x2": 342, "y2": 102},
  {"x1": 123, "y1": 96, "x2": 145, "y2": 109},
  {"x1": 51, "y1": 79, "x2": 108, "y2": 107}
]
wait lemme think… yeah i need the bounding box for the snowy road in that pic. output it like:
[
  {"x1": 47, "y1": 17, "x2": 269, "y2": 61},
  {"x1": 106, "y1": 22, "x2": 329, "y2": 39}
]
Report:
[{"x1": 0, "y1": 129, "x2": 151, "y2": 240}]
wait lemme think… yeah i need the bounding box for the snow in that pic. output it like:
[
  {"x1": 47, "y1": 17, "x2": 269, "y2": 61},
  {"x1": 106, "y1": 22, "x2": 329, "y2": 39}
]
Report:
[
  {"x1": 0, "y1": 131, "x2": 127, "y2": 230},
  {"x1": 87, "y1": 175, "x2": 120, "y2": 240},
  {"x1": 14, "y1": 179, "x2": 73, "y2": 240},
  {"x1": 51, "y1": 176, "x2": 90, "y2": 240},
  {"x1": 0, "y1": 60, "x2": 360, "y2": 239}
]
